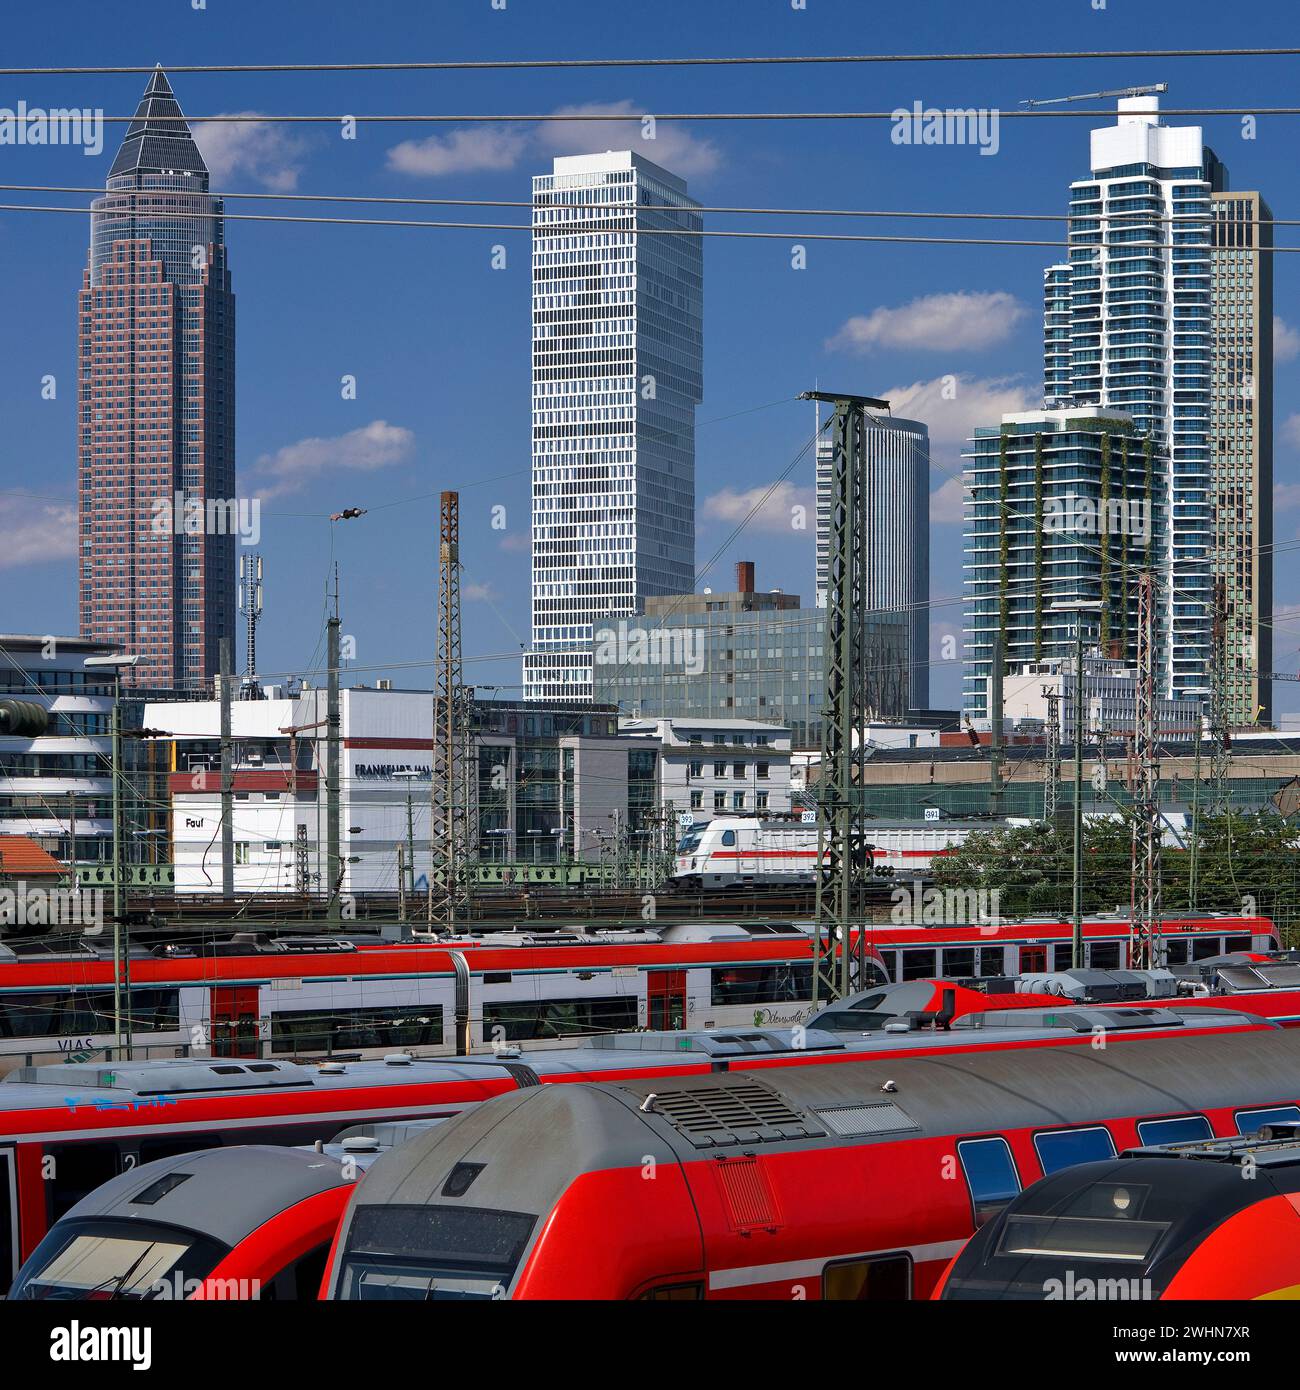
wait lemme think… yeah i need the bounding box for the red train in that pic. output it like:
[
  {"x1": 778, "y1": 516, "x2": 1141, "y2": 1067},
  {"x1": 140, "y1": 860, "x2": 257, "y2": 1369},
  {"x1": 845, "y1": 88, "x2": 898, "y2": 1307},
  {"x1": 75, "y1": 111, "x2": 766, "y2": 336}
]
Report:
[
  {"x1": 936, "y1": 1123, "x2": 1300, "y2": 1300},
  {"x1": 0, "y1": 1004, "x2": 1263, "y2": 1295},
  {"x1": 323, "y1": 1023, "x2": 1300, "y2": 1301},
  {"x1": 0, "y1": 913, "x2": 1273, "y2": 1068}
]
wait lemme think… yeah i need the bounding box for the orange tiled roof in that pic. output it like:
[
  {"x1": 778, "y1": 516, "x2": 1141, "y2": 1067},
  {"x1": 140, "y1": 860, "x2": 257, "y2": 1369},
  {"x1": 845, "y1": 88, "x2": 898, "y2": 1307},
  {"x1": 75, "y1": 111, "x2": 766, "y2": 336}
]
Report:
[{"x1": 0, "y1": 836, "x2": 67, "y2": 877}]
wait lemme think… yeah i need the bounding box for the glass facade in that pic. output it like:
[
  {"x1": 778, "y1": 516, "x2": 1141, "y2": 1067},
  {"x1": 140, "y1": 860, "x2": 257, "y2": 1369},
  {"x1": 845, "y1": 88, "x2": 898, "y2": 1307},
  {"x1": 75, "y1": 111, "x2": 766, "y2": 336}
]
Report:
[
  {"x1": 589, "y1": 606, "x2": 909, "y2": 749},
  {"x1": 525, "y1": 151, "x2": 704, "y2": 701},
  {"x1": 79, "y1": 68, "x2": 236, "y2": 692}
]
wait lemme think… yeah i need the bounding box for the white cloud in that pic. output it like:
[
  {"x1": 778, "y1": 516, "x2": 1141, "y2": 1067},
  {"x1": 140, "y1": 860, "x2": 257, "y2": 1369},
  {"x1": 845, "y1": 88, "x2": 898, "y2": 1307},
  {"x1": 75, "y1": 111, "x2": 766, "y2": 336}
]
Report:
[
  {"x1": 0, "y1": 496, "x2": 76, "y2": 568},
  {"x1": 386, "y1": 125, "x2": 531, "y2": 177},
  {"x1": 1276, "y1": 315, "x2": 1300, "y2": 363},
  {"x1": 929, "y1": 474, "x2": 967, "y2": 524},
  {"x1": 827, "y1": 291, "x2": 1026, "y2": 354},
  {"x1": 1282, "y1": 414, "x2": 1300, "y2": 450},
  {"x1": 498, "y1": 531, "x2": 531, "y2": 553},
  {"x1": 463, "y1": 581, "x2": 497, "y2": 602},
  {"x1": 250, "y1": 420, "x2": 415, "y2": 499},
  {"x1": 193, "y1": 114, "x2": 308, "y2": 192},
  {"x1": 537, "y1": 101, "x2": 721, "y2": 177},
  {"x1": 701, "y1": 480, "x2": 814, "y2": 534},
  {"x1": 880, "y1": 373, "x2": 1036, "y2": 446},
  {"x1": 385, "y1": 100, "x2": 720, "y2": 181},
  {"x1": 1275, "y1": 482, "x2": 1300, "y2": 511}
]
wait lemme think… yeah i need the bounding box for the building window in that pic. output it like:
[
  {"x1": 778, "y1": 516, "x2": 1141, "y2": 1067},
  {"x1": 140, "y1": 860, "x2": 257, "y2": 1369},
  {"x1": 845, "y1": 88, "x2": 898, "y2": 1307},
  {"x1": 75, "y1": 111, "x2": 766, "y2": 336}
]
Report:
[
  {"x1": 713, "y1": 761, "x2": 726, "y2": 778},
  {"x1": 756, "y1": 792, "x2": 768, "y2": 811},
  {"x1": 733, "y1": 792, "x2": 745, "y2": 810},
  {"x1": 688, "y1": 760, "x2": 703, "y2": 778},
  {"x1": 234, "y1": 842, "x2": 249, "y2": 865},
  {"x1": 732, "y1": 762, "x2": 746, "y2": 778},
  {"x1": 690, "y1": 791, "x2": 703, "y2": 810},
  {"x1": 713, "y1": 792, "x2": 726, "y2": 811},
  {"x1": 756, "y1": 762, "x2": 769, "y2": 779}
]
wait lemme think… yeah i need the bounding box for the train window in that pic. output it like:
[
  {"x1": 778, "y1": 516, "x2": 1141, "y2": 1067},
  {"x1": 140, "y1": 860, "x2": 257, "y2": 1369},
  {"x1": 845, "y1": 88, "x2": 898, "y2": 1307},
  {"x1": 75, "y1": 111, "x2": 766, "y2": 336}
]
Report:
[
  {"x1": 1088, "y1": 942, "x2": 1121, "y2": 970},
  {"x1": 1163, "y1": 938, "x2": 1189, "y2": 966},
  {"x1": 1225, "y1": 935, "x2": 1253, "y2": 954},
  {"x1": 878, "y1": 951, "x2": 899, "y2": 982},
  {"x1": 47, "y1": 1142, "x2": 123, "y2": 1220},
  {"x1": 483, "y1": 996, "x2": 637, "y2": 1042},
  {"x1": 1235, "y1": 1106, "x2": 1300, "y2": 1136},
  {"x1": 942, "y1": 948, "x2": 976, "y2": 978},
  {"x1": 710, "y1": 965, "x2": 812, "y2": 1007},
  {"x1": 483, "y1": 973, "x2": 512, "y2": 986},
  {"x1": 1193, "y1": 936, "x2": 1224, "y2": 961},
  {"x1": 956, "y1": 1137, "x2": 1021, "y2": 1225},
  {"x1": 1136, "y1": 1115, "x2": 1213, "y2": 1146},
  {"x1": 639, "y1": 1282, "x2": 704, "y2": 1300},
  {"x1": 822, "y1": 1253, "x2": 911, "y2": 1300},
  {"x1": 337, "y1": 1204, "x2": 535, "y2": 1301},
  {"x1": 978, "y1": 947, "x2": 1006, "y2": 978},
  {"x1": 1032, "y1": 1126, "x2": 1117, "y2": 1176},
  {"x1": 1052, "y1": 944, "x2": 1074, "y2": 972},
  {"x1": 0, "y1": 988, "x2": 180, "y2": 1039},
  {"x1": 900, "y1": 950, "x2": 937, "y2": 982},
  {"x1": 720, "y1": 830, "x2": 737, "y2": 847},
  {"x1": 269, "y1": 1006, "x2": 444, "y2": 1055}
]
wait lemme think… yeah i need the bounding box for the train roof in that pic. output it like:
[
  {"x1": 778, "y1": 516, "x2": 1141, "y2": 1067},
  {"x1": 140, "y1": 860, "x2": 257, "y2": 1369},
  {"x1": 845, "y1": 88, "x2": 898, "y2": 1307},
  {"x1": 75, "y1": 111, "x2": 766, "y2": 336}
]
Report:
[
  {"x1": 0, "y1": 1007, "x2": 1263, "y2": 1122},
  {"x1": 346, "y1": 1028, "x2": 1300, "y2": 1223},
  {"x1": 53, "y1": 1144, "x2": 353, "y2": 1248}
]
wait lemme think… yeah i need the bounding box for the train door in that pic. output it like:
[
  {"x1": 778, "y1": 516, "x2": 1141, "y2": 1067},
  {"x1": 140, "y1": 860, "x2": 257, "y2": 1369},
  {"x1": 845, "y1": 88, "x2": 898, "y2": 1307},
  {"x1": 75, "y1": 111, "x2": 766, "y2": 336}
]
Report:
[
  {"x1": 1018, "y1": 946, "x2": 1047, "y2": 974},
  {"x1": 210, "y1": 986, "x2": 261, "y2": 1058},
  {"x1": 647, "y1": 971, "x2": 687, "y2": 1031},
  {"x1": 0, "y1": 1149, "x2": 16, "y2": 1294}
]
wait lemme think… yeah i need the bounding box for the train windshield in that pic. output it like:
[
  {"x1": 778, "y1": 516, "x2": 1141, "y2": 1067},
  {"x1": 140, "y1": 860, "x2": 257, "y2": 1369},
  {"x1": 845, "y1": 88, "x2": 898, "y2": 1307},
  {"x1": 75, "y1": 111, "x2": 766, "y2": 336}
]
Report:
[
  {"x1": 940, "y1": 1160, "x2": 1246, "y2": 1301},
  {"x1": 337, "y1": 1204, "x2": 535, "y2": 1302},
  {"x1": 676, "y1": 831, "x2": 702, "y2": 854},
  {"x1": 10, "y1": 1218, "x2": 229, "y2": 1301}
]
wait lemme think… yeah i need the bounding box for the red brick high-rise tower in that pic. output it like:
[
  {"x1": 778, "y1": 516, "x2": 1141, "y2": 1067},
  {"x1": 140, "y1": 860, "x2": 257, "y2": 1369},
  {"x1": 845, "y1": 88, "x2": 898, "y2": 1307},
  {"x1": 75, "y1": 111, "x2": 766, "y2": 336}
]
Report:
[{"x1": 79, "y1": 67, "x2": 235, "y2": 690}]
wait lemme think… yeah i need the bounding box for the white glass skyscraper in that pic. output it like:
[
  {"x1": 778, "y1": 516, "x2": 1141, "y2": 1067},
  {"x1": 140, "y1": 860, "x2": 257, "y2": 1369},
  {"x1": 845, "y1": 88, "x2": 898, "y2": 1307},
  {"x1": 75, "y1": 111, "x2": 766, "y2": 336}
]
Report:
[
  {"x1": 524, "y1": 151, "x2": 703, "y2": 702},
  {"x1": 815, "y1": 416, "x2": 930, "y2": 709},
  {"x1": 1044, "y1": 94, "x2": 1225, "y2": 700}
]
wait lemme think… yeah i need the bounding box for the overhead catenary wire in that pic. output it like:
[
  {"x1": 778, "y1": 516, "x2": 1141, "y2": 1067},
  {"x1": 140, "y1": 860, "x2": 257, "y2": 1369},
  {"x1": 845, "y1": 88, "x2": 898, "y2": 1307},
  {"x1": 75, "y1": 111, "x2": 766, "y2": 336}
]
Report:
[
  {"x1": 4, "y1": 47, "x2": 1300, "y2": 75},
  {"x1": 6, "y1": 183, "x2": 1298, "y2": 229},
  {"x1": 49, "y1": 107, "x2": 1300, "y2": 124},
  {"x1": 6, "y1": 200, "x2": 1300, "y2": 252}
]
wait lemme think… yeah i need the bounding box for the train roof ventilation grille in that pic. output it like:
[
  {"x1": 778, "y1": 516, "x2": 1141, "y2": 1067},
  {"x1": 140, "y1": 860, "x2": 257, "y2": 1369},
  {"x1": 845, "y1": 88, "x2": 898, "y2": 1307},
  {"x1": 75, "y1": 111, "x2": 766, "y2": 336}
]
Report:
[
  {"x1": 812, "y1": 1102, "x2": 919, "y2": 1137},
  {"x1": 648, "y1": 1081, "x2": 821, "y2": 1149}
]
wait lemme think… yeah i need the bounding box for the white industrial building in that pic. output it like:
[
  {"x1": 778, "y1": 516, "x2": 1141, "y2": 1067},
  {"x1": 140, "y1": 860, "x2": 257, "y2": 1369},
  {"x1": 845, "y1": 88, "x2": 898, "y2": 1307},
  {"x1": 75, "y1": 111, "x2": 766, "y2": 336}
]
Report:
[
  {"x1": 1000, "y1": 654, "x2": 1200, "y2": 742},
  {"x1": 620, "y1": 716, "x2": 792, "y2": 819}
]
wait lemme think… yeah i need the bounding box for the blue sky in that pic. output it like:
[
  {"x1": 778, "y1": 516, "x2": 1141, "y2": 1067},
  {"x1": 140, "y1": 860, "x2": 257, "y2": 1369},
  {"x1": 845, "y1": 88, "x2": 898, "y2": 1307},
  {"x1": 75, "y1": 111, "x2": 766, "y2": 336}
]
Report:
[{"x1": 2, "y1": 0, "x2": 1297, "y2": 713}]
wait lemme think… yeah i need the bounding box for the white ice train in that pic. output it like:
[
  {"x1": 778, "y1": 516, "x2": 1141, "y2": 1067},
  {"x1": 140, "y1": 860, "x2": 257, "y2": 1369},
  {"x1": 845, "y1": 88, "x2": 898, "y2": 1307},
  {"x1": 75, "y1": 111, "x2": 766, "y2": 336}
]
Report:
[{"x1": 672, "y1": 816, "x2": 993, "y2": 890}]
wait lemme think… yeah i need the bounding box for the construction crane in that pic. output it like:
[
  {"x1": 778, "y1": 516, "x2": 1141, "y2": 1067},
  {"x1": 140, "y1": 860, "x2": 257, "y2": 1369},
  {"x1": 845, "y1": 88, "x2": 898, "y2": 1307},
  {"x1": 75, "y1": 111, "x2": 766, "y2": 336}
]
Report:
[{"x1": 1020, "y1": 82, "x2": 1167, "y2": 108}]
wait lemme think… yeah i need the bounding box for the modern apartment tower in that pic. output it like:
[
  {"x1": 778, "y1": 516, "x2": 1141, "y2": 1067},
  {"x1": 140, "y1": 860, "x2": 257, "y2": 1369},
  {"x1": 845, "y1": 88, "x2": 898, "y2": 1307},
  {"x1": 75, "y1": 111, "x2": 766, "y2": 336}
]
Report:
[
  {"x1": 1043, "y1": 94, "x2": 1227, "y2": 702},
  {"x1": 523, "y1": 151, "x2": 703, "y2": 702},
  {"x1": 1210, "y1": 190, "x2": 1274, "y2": 724},
  {"x1": 962, "y1": 407, "x2": 1166, "y2": 722},
  {"x1": 78, "y1": 68, "x2": 236, "y2": 690},
  {"x1": 815, "y1": 415, "x2": 931, "y2": 708}
]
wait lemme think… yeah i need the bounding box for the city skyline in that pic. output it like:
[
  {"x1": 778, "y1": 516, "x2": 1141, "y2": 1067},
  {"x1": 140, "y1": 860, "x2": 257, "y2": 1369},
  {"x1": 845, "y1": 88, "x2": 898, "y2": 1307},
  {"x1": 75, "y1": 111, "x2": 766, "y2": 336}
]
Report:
[{"x1": 1, "y1": 1, "x2": 1297, "y2": 723}]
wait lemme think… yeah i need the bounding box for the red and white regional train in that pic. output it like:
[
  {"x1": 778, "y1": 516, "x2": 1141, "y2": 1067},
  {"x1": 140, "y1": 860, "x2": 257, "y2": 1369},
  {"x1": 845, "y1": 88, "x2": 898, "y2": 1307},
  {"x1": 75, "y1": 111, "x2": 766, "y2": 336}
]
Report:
[
  {"x1": 673, "y1": 816, "x2": 982, "y2": 889},
  {"x1": 0, "y1": 914, "x2": 1276, "y2": 1070},
  {"x1": 324, "y1": 1026, "x2": 1300, "y2": 1301},
  {"x1": 937, "y1": 1124, "x2": 1300, "y2": 1301},
  {"x1": 0, "y1": 1005, "x2": 1267, "y2": 1294}
]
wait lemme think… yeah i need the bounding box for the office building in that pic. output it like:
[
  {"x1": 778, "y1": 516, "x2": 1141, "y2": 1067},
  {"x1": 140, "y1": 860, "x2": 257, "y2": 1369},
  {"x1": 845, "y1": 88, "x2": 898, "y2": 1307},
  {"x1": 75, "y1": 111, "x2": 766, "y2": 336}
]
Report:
[
  {"x1": 79, "y1": 68, "x2": 236, "y2": 691},
  {"x1": 524, "y1": 150, "x2": 703, "y2": 702},
  {"x1": 816, "y1": 415, "x2": 931, "y2": 707}
]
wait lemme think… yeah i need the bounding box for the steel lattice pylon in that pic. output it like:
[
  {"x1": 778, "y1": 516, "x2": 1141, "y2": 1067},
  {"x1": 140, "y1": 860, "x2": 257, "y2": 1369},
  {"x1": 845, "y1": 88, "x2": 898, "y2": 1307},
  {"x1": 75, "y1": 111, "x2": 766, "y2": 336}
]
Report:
[
  {"x1": 1130, "y1": 569, "x2": 1163, "y2": 969},
  {"x1": 428, "y1": 491, "x2": 469, "y2": 926},
  {"x1": 1042, "y1": 687, "x2": 1061, "y2": 822},
  {"x1": 802, "y1": 391, "x2": 887, "y2": 1003}
]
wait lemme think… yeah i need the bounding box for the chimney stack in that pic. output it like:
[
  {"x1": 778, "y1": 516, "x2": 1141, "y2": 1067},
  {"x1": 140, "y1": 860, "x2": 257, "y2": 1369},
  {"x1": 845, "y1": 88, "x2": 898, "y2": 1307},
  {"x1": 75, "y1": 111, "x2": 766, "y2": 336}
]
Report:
[{"x1": 736, "y1": 560, "x2": 755, "y2": 594}]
